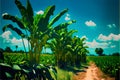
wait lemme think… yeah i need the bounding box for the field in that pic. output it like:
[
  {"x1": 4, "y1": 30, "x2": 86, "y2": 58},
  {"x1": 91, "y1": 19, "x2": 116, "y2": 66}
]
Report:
[
  {"x1": 3, "y1": 53, "x2": 55, "y2": 65},
  {"x1": 1, "y1": 53, "x2": 120, "y2": 80},
  {"x1": 88, "y1": 56, "x2": 120, "y2": 77}
]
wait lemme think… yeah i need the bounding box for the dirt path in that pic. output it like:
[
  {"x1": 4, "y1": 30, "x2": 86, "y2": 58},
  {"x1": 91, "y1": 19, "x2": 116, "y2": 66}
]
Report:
[{"x1": 73, "y1": 62, "x2": 115, "y2": 80}]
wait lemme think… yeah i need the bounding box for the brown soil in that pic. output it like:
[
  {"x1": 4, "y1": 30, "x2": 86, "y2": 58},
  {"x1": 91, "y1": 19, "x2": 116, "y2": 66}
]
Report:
[{"x1": 73, "y1": 62, "x2": 115, "y2": 80}]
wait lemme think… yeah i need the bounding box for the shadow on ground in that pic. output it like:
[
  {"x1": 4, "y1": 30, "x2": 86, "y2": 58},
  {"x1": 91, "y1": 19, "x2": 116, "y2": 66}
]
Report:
[{"x1": 60, "y1": 65, "x2": 89, "y2": 74}]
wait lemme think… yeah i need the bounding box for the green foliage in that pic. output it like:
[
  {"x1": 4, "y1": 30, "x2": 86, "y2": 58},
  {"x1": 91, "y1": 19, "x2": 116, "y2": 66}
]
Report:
[
  {"x1": 67, "y1": 36, "x2": 89, "y2": 66},
  {"x1": 49, "y1": 9, "x2": 68, "y2": 27},
  {"x1": 47, "y1": 25, "x2": 89, "y2": 68},
  {"x1": 4, "y1": 47, "x2": 13, "y2": 53},
  {"x1": 40, "y1": 54, "x2": 55, "y2": 66},
  {"x1": 4, "y1": 53, "x2": 27, "y2": 65},
  {"x1": 3, "y1": 24, "x2": 25, "y2": 37},
  {"x1": 56, "y1": 67, "x2": 73, "y2": 80},
  {"x1": 2, "y1": 0, "x2": 89, "y2": 79},
  {"x1": 111, "y1": 52, "x2": 120, "y2": 56},
  {"x1": 47, "y1": 28, "x2": 77, "y2": 68},
  {"x1": 95, "y1": 48, "x2": 104, "y2": 56},
  {"x1": 0, "y1": 63, "x2": 57, "y2": 80},
  {"x1": 88, "y1": 56, "x2": 120, "y2": 77},
  {"x1": 1, "y1": 53, "x2": 57, "y2": 80},
  {"x1": 2, "y1": 0, "x2": 75, "y2": 65}
]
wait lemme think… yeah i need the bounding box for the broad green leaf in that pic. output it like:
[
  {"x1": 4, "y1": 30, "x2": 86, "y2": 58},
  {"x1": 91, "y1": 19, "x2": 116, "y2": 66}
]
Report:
[
  {"x1": 37, "y1": 5, "x2": 55, "y2": 32},
  {"x1": 2, "y1": 13, "x2": 25, "y2": 29},
  {"x1": 3, "y1": 24, "x2": 25, "y2": 37},
  {"x1": 0, "y1": 63, "x2": 11, "y2": 67},
  {"x1": 49, "y1": 8, "x2": 68, "y2": 27},
  {"x1": 43, "y1": 5, "x2": 55, "y2": 22},
  {"x1": 66, "y1": 45, "x2": 72, "y2": 48},
  {"x1": 26, "y1": 0, "x2": 33, "y2": 17},
  {"x1": 22, "y1": 69, "x2": 30, "y2": 73},
  {"x1": 67, "y1": 30, "x2": 78, "y2": 37},
  {"x1": 13, "y1": 65, "x2": 21, "y2": 70},
  {"x1": 26, "y1": 0, "x2": 34, "y2": 26},
  {"x1": 5, "y1": 72, "x2": 12, "y2": 78},
  {"x1": 54, "y1": 20, "x2": 76, "y2": 31},
  {"x1": 15, "y1": 0, "x2": 27, "y2": 17}
]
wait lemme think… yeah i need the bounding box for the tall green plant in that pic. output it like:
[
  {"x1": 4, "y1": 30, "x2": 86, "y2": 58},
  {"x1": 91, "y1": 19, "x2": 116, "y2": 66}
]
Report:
[
  {"x1": 2, "y1": 0, "x2": 76, "y2": 65},
  {"x1": 67, "y1": 36, "x2": 89, "y2": 66},
  {"x1": 47, "y1": 28, "x2": 77, "y2": 68}
]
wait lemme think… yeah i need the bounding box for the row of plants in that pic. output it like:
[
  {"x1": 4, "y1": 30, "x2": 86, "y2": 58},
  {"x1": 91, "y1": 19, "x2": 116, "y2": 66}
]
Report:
[
  {"x1": 0, "y1": 52, "x2": 57, "y2": 79},
  {"x1": 1, "y1": 53, "x2": 78, "y2": 80},
  {"x1": 46, "y1": 28, "x2": 89, "y2": 68},
  {"x1": 3, "y1": 53, "x2": 55, "y2": 66},
  {"x1": 1, "y1": 0, "x2": 89, "y2": 79},
  {"x1": 88, "y1": 56, "x2": 120, "y2": 77}
]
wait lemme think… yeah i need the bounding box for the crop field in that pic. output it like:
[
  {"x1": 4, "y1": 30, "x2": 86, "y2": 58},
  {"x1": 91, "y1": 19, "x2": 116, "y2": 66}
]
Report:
[
  {"x1": 3, "y1": 53, "x2": 120, "y2": 78},
  {"x1": 3, "y1": 53, "x2": 55, "y2": 65},
  {"x1": 88, "y1": 56, "x2": 120, "y2": 77}
]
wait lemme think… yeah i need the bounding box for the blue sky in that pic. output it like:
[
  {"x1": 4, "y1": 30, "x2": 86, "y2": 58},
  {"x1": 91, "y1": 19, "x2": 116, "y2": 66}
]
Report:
[{"x1": 0, "y1": 0, "x2": 119, "y2": 55}]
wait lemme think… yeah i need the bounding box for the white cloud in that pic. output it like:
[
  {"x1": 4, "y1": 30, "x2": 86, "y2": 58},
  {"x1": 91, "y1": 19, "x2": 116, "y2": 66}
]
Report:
[
  {"x1": 0, "y1": 30, "x2": 29, "y2": 49},
  {"x1": 1, "y1": 31, "x2": 12, "y2": 40},
  {"x1": 85, "y1": 40, "x2": 109, "y2": 49},
  {"x1": 66, "y1": 14, "x2": 70, "y2": 16},
  {"x1": 112, "y1": 24, "x2": 116, "y2": 27},
  {"x1": 107, "y1": 24, "x2": 116, "y2": 28},
  {"x1": 65, "y1": 16, "x2": 70, "y2": 21},
  {"x1": 11, "y1": 37, "x2": 28, "y2": 47},
  {"x1": 98, "y1": 33, "x2": 120, "y2": 41},
  {"x1": 85, "y1": 20, "x2": 96, "y2": 27},
  {"x1": 81, "y1": 35, "x2": 88, "y2": 40},
  {"x1": 65, "y1": 13, "x2": 70, "y2": 21},
  {"x1": 110, "y1": 45, "x2": 116, "y2": 48},
  {"x1": 36, "y1": 10, "x2": 44, "y2": 15}
]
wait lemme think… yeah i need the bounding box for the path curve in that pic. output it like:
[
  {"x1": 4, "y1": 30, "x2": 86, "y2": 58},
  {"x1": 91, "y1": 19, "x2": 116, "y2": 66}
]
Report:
[{"x1": 73, "y1": 62, "x2": 115, "y2": 80}]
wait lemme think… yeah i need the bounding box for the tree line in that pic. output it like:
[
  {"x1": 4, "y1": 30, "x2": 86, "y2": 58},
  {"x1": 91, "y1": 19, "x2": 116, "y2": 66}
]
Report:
[{"x1": 0, "y1": 47, "x2": 24, "y2": 53}]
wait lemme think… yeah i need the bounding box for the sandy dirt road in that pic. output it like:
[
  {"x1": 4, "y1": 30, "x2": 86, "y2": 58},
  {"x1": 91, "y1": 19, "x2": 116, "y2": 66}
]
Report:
[{"x1": 73, "y1": 62, "x2": 115, "y2": 80}]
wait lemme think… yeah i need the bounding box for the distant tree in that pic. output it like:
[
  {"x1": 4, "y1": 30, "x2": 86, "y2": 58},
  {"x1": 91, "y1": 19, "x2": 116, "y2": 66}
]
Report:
[
  {"x1": 112, "y1": 52, "x2": 120, "y2": 56},
  {"x1": 18, "y1": 50, "x2": 24, "y2": 53},
  {"x1": 5, "y1": 46, "x2": 13, "y2": 53},
  {"x1": 15, "y1": 45, "x2": 18, "y2": 52},
  {"x1": 95, "y1": 48, "x2": 103, "y2": 56}
]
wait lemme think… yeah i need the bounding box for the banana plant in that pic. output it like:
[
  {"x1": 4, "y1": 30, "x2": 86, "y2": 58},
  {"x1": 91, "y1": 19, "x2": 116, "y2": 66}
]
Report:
[
  {"x1": 46, "y1": 28, "x2": 77, "y2": 68},
  {"x1": 66, "y1": 36, "x2": 89, "y2": 66},
  {"x1": 2, "y1": 0, "x2": 76, "y2": 64}
]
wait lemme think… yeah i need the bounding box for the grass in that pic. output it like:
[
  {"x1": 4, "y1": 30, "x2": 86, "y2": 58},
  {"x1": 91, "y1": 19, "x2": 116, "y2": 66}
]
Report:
[{"x1": 56, "y1": 67, "x2": 74, "y2": 80}]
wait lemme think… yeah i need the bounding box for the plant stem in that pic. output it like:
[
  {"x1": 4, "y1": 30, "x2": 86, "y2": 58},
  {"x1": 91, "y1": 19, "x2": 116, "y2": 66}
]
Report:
[{"x1": 22, "y1": 38, "x2": 27, "y2": 57}]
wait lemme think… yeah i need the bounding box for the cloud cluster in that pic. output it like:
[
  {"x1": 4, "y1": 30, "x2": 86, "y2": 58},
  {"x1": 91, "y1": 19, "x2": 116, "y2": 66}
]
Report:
[
  {"x1": 86, "y1": 40, "x2": 109, "y2": 49},
  {"x1": 84, "y1": 33, "x2": 120, "y2": 49},
  {"x1": 36, "y1": 10, "x2": 44, "y2": 15},
  {"x1": 98, "y1": 33, "x2": 120, "y2": 41},
  {"x1": 110, "y1": 45, "x2": 116, "y2": 48},
  {"x1": 65, "y1": 13, "x2": 70, "y2": 21},
  {"x1": 81, "y1": 35, "x2": 88, "y2": 40},
  {"x1": 0, "y1": 30, "x2": 28, "y2": 48},
  {"x1": 107, "y1": 24, "x2": 116, "y2": 28},
  {"x1": 85, "y1": 20, "x2": 96, "y2": 27},
  {"x1": 1, "y1": 31, "x2": 12, "y2": 40}
]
